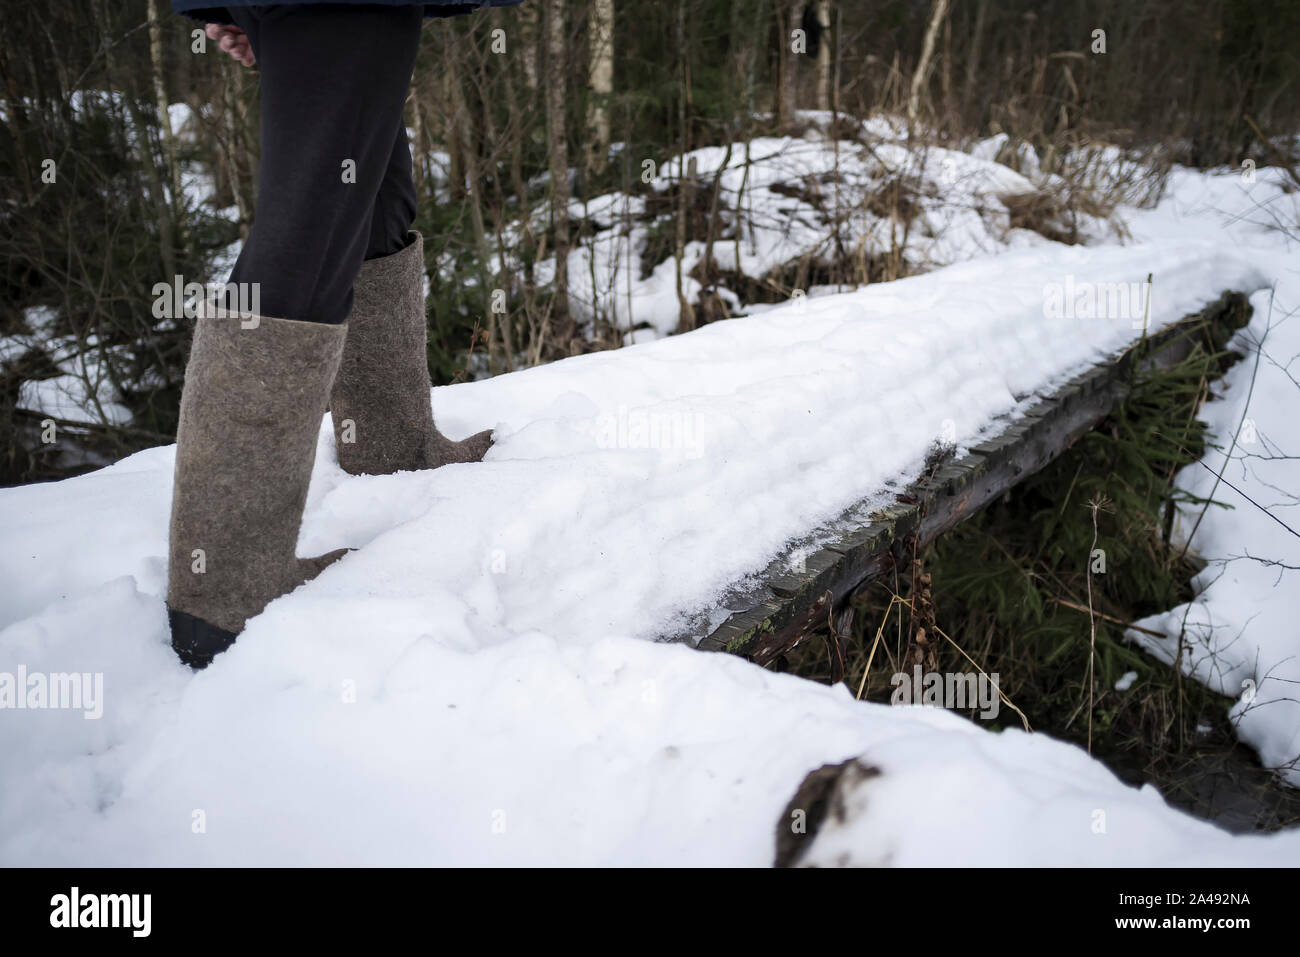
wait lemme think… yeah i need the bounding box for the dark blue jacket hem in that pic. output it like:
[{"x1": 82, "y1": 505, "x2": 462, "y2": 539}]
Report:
[{"x1": 173, "y1": 0, "x2": 523, "y2": 25}]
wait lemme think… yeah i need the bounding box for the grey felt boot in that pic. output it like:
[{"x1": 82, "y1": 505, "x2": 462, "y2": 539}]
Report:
[
  {"x1": 167, "y1": 310, "x2": 349, "y2": 668},
  {"x1": 330, "y1": 231, "x2": 493, "y2": 475}
]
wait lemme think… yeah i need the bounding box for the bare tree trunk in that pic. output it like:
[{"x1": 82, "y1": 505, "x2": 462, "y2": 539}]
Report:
[
  {"x1": 832, "y1": 1, "x2": 842, "y2": 115},
  {"x1": 444, "y1": 36, "x2": 467, "y2": 201},
  {"x1": 733, "y1": 1, "x2": 760, "y2": 277},
  {"x1": 585, "y1": 0, "x2": 614, "y2": 179},
  {"x1": 673, "y1": 0, "x2": 695, "y2": 333},
  {"x1": 908, "y1": 0, "x2": 949, "y2": 122},
  {"x1": 964, "y1": 0, "x2": 989, "y2": 115},
  {"x1": 674, "y1": 156, "x2": 697, "y2": 333},
  {"x1": 702, "y1": 136, "x2": 732, "y2": 315},
  {"x1": 500, "y1": 16, "x2": 535, "y2": 356},
  {"x1": 146, "y1": 0, "x2": 182, "y2": 223},
  {"x1": 546, "y1": 0, "x2": 569, "y2": 322},
  {"x1": 620, "y1": 101, "x2": 635, "y2": 344},
  {"x1": 219, "y1": 60, "x2": 251, "y2": 238},
  {"x1": 828, "y1": 0, "x2": 843, "y2": 289},
  {"x1": 518, "y1": 0, "x2": 539, "y2": 93},
  {"x1": 815, "y1": 0, "x2": 832, "y2": 112},
  {"x1": 0, "y1": 45, "x2": 36, "y2": 206},
  {"x1": 449, "y1": 45, "x2": 498, "y2": 372},
  {"x1": 409, "y1": 83, "x2": 426, "y2": 194},
  {"x1": 779, "y1": 0, "x2": 801, "y2": 130},
  {"x1": 940, "y1": 7, "x2": 951, "y2": 120},
  {"x1": 97, "y1": 0, "x2": 175, "y2": 281}
]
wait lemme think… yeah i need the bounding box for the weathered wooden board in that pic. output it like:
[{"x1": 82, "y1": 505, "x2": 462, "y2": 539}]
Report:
[{"x1": 685, "y1": 290, "x2": 1252, "y2": 661}]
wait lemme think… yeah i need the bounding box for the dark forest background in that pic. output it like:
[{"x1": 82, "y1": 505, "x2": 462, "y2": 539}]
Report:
[{"x1": 2, "y1": 0, "x2": 1298, "y2": 482}]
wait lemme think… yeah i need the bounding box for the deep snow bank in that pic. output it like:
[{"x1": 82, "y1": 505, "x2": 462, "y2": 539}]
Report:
[
  {"x1": 2, "y1": 236, "x2": 1293, "y2": 866},
  {"x1": 1125, "y1": 166, "x2": 1300, "y2": 787}
]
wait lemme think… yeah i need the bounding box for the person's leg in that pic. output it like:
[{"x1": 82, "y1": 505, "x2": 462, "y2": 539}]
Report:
[
  {"x1": 363, "y1": 121, "x2": 419, "y2": 262},
  {"x1": 168, "y1": 4, "x2": 424, "y2": 667},
  {"x1": 227, "y1": 4, "x2": 424, "y2": 323},
  {"x1": 329, "y1": 122, "x2": 494, "y2": 474}
]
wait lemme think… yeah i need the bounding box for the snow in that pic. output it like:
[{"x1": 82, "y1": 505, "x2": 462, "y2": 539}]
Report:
[
  {"x1": 3, "y1": 225, "x2": 1294, "y2": 864},
  {"x1": 1124, "y1": 165, "x2": 1300, "y2": 787},
  {"x1": 4, "y1": 309, "x2": 134, "y2": 427},
  {"x1": 764, "y1": 187, "x2": 1300, "y2": 863},
  {"x1": 795, "y1": 713, "x2": 1300, "y2": 867},
  {"x1": 514, "y1": 123, "x2": 1112, "y2": 344},
  {"x1": 3, "y1": 123, "x2": 1300, "y2": 864},
  {"x1": 17, "y1": 374, "x2": 132, "y2": 428}
]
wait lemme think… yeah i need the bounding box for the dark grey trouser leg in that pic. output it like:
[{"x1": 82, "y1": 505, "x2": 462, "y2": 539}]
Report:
[
  {"x1": 226, "y1": 4, "x2": 423, "y2": 324},
  {"x1": 364, "y1": 120, "x2": 419, "y2": 261}
]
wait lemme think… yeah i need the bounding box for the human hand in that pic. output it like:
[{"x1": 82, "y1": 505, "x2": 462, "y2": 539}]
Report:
[{"x1": 207, "y1": 24, "x2": 255, "y2": 67}]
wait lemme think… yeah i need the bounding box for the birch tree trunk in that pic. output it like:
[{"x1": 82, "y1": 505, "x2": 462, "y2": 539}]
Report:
[
  {"x1": 518, "y1": 0, "x2": 539, "y2": 93},
  {"x1": 907, "y1": 0, "x2": 949, "y2": 122},
  {"x1": 815, "y1": 0, "x2": 832, "y2": 112},
  {"x1": 585, "y1": 0, "x2": 614, "y2": 178},
  {"x1": 146, "y1": 0, "x2": 182, "y2": 222},
  {"x1": 546, "y1": 0, "x2": 569, "y2": 320},
  {"x1": 97, "y1": 0, "x2": 175, "y2": 280}
]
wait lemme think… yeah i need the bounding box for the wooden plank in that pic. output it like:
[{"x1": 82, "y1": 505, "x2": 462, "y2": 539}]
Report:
[{"x1": 682, "y1": 291, "x2": 1252, "y2": 661}]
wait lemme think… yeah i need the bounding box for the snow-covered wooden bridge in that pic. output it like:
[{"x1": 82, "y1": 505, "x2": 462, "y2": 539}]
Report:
[{"x1": 689, "y1": 291, "x2": 1252, "y2": 668}]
